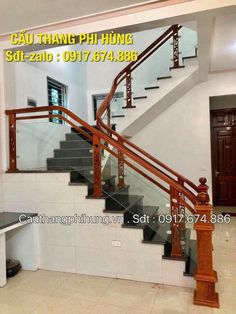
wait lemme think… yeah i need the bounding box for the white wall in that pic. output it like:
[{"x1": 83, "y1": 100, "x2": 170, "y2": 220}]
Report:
[
  {"x1": 85, "y1": 26, "x2": 197, "y2": 123},
  {"x1": 1, "y1": 172, "x2": 194, "y2": 288},
  {"x1": 4, "y1": 45, "x2": 88, "y2": 121},
  {"x1": 131, "y1": 70, "x2": 236, "y2": 201}
]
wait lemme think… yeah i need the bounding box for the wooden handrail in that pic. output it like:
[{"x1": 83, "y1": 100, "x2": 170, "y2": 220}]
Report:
[
  {"x1": 5, "y1": 25, "x2": 219, "y2": 307},
  {"x1": 97, "y1": 24, "x2": 198, "y2": 194},
  {"x1": 5, "y1": 106, "x2": 197, "y2": 209},
  {"x1": 94, "y1": 24, "x2": 219, "y2": 307}
]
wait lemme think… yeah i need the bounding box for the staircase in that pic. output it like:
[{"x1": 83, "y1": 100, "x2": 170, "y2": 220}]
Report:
[
  {"x1": 46, "y1": 126, "x2": 196, "y2": 278},
  {"x1": 5, "y1": 24, "x2": 219, "y2": 308},
  {"x1": 117, "y1": 51, "x2": 199, "y2": 136}
]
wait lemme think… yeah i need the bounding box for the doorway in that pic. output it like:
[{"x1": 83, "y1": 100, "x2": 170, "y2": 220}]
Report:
[{"x1": 210, "y1": 99, "x2": 236, "y2": 206}]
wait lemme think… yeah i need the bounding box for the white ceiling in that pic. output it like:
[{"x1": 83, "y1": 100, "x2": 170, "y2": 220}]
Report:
[
  {"x1": 0, "y1": 0, "x2": 156, "y2": 35},
  {"x1": 1, "y1": 1, "x2": 235, "y2": 72},
  {"x1": 211, "y1": 14, "x2": 236, "y2": 71}
]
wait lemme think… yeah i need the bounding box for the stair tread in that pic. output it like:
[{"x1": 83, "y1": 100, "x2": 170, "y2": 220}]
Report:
[
  {"x1": 55, "y1": 148, "x2": 91, "y2": 151},
  {"x1": 170, "y1": 65, "x2": 185, "y2": 70},
  {"x1": 133, "y1": 96, "x2": 148, "y2": 100},
  {"x1": 87, "y1": 185, "x2": 129, "y2": 199},
  {"x1": 61, "y1": 140, "x2": 92, "y2": 143},
  {"x1": 48, "y1": 157, "x2": 92, "y2": 160},
  {"x1": 157, "y1": 76, "x2": 172, "y2": 80},
  {"x1": 105, "y1": 194, "x2": 144, "y2": 212},
  {"x1": 182, "y1": 55, "x2": 197, "y2": 60},
  {"x1": 145, "y1": 86, "x2": 160, "y2": 90}
]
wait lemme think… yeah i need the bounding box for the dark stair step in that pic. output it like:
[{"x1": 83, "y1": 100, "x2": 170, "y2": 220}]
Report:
[
  {"x1": 182, "y1": 55, "x2": 197, "y2": 60},
  {"x1": 54, "y1": 148, "x2": 92, "y2": 158},
  {"x1": 66, "y1": 132, "x2": 92, "y2": 141},
  {"x1": 145, "y1": 86, "x2": 160, "y2": 90},
  {"x1": 60, "y1": 140, "x2": 92, "y2": 149},
  {"x1": 111, "y1": 115, "x2": 125, "y2": 118},
  {"x1": 87, "y1": 183, "x2": 129, "y2": 196},
  {"x1": 71, "y1": 123, "x2": 116, "y2": 134},
  {"x1": 71, "y1": 125, "x2": 97, "y2": 133},
  {"x1": 162, "y1": 228, "x2": 190, "y2": 261},
  {"x1": 123, "y1": 205, "x2": 158, "y2": 227},
  {"x1": 133, "y1": 96, "x2": 147, "y2": 100},
  {"x1": 143, "y1": 221, "x2": 169, "y2": 245},
  {"x1": 82, "y1": 176, "x2": 118, "y2": 191},
  {"x1": 184, "y1": 239, "x2": 197, "y2": 277},
  {"x1": 105, "y1": 189, "x2": 134, "y2": 211},
  {"x1": 47, "y1": 157, "x2": 93, "y2": 170},
  {"x1": 170, "y1": 65, "x2": 185, "y2": 70},
  {"x1": 70, "y1": 168, "x2": 116, "y2": 186},
  {"x1": 104, "y1": 194, "x2": 144, "y2": 213},
  {"x1": 157, "y1": 75, "x2": 172, "y2": 80}
]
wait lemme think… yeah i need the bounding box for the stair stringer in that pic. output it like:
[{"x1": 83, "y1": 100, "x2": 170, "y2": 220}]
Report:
[{"x1": 119, "y1": 67, "x2": 199, "y2": 138}]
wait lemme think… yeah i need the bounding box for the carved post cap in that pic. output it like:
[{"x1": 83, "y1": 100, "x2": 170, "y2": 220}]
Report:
[
  {"x1": 199, "y1": 177, "x2": 207, "y2": 185},
  {"x1": 197, "y1": 177, "x2": 210, "y2": 204}
]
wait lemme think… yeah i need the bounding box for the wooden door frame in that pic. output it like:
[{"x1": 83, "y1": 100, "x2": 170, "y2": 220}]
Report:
[{"x1": 210, "y1": 108, "x2": 236, "y2": 206}]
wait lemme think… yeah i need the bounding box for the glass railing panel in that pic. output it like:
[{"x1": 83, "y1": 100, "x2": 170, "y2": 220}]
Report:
[
  {"x1": 72, "y1": 149, "x2": 174, "y2": 248},
  {"x1": 129, "y1": 26, "x2": 198, "y2": 97},
  {"x1": 179, "y1": 26, "x2": 198, "y2": 58},
  {"x1": 16, "y1": 120, "x2": 72, "y2": 171}
]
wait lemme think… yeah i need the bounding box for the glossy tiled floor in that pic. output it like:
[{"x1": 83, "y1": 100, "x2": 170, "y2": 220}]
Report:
[{"x1": 0, "y1": 210, "x2": 235, "y2": 314}]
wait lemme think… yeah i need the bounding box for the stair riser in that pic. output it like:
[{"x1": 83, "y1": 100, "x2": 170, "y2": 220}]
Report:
[
  {"x1": 47, "y1": 158, "x2": 93, "y2": 170},
  {"x1": 60, "y1": 141, "x2": 92, "y2": 149},
  {"x1": 106, "y1": 194, "x2": 143, "y2": 212},
  {"x1": 54, "y1": 149, "x2": 92, "y2": 158},
  {"x1": 66, "y1": 133, "x2": 92, "y2": 141},
  {"x1": 70, "y1": 170, "x2": 93, "y2": 183},
  {"x1": 143, "y1": 224, "x2": 157, "y2": 242},
  {"x1": 124, "y1": 206, "x2": 144, "y2": 225},
  {"x1": 105, "y1": 188, "x2": 130, "y2": 211},
  {"x1": 87, "y1": 178, "x2": 117, "y2": 195}
]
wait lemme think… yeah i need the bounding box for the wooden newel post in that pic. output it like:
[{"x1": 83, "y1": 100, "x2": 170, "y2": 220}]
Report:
[
  {"x1": 92, "y1": 135, "x2": 102, "y2": 197},
  {"x1": 193, "y1": 177, "x2": 219, "y2": 308},
  {"x1": 7, "y1": 113, "x2": 18, "y2": 172}
]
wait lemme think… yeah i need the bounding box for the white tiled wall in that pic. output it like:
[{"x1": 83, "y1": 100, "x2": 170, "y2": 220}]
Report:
[{"x1": 2, "y1": 173, "x2": 194, "y2": 288}]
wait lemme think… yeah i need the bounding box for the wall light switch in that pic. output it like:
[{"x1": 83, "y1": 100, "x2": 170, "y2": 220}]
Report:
[{"x1": 112, "y1": 240, "x2": 121, "y2": 247}]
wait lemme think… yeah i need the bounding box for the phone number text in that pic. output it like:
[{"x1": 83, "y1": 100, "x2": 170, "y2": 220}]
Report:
[{"x1": 5, "y1": 50, "x2": 139, "y2": 63}]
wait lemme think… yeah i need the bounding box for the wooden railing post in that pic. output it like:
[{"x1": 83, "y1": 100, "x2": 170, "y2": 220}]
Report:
[
  {"x1": 178, "y1": 178, "x2": 186, "y2": 232},
  {"x1": 92, "y1": 134, "x2": 102, "y2": 197},
  {"x1": 170, "y1": 186, "x2": 182, "y2": 258},
  {"x1": 7, "y1": 113, "x2": 18, "y2": 172},
  {"x1": 107, "y1": 104, "x2": 111, "y2": 130},
  {"x1": 193, "y1": 178, "x2": 219, "y2": 308},
  {"x1": 117, "y1": 138, "x2": 125, "y2": 189},
  {"x1": 171, "y1": 24, "x2": 181, "y2": 69},
  {"x1": 123, "y1": 70, "x2": 135, "y2": 109}
]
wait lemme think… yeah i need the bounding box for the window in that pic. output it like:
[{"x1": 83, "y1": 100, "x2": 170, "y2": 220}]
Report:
[
  {"x1": 47, "y1": 77, "x2": 67, "y2": 124},
  {"x1": 93, "y1": 92, "x2": 124, "y2": 120}
]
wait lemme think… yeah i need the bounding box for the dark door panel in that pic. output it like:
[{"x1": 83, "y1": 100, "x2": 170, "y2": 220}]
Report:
[{"x1": 211, "y1": 109, "x2": 236, "y2": 206}]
